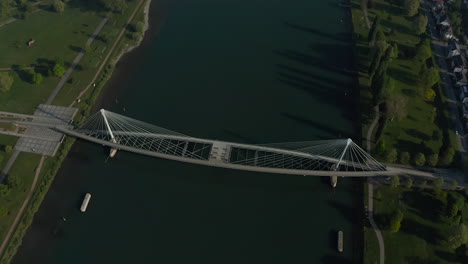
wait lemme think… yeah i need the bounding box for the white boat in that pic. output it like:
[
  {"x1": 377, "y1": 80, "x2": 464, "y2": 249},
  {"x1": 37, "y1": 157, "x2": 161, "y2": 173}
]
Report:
[
  {"x1": 80, "y1": 193, "x2": 92, "y2": 212},
  {"x1": 337, "y1": 230, "x2": 343, "y2": 252}
]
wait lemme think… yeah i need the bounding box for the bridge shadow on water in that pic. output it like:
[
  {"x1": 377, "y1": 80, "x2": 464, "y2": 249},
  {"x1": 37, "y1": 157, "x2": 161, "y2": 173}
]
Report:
[{"x1": 281, "y1": 112, "x2": 352, "y2": 139}]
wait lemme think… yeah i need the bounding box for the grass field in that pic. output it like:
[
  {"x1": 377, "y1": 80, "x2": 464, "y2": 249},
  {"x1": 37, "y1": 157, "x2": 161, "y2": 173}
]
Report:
[
  {"x1": 372, "y1": 184, "x2": 466, "y2": 264},
  {"x1": 351, "y1": 0, "x2": 456, "y2": 160}
]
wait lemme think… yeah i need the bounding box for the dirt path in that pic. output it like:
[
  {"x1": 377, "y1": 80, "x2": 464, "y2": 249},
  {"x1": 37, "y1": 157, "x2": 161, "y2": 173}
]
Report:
[
  {"x1": 69, "y1": 0, "x2": 147, "y2": 107},
  {"x1": 0, "y1": 67, "x2": 33, "y2": 71},
  {"x1": 0, "y1": 155, "x2": 45, "y2": 256}
]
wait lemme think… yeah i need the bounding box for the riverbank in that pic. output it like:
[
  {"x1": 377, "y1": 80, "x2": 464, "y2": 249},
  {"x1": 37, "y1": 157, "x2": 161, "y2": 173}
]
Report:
[{"x1": 0, "y1": 1, "x2": 151, "y2": 263}]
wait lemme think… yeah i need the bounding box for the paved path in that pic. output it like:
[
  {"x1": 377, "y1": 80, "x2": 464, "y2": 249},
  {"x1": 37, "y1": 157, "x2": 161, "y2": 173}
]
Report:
[
  {"x1": 70, "y1": 0, "x2": 146, "y2": 107},
  {"x1": 367, "y1": 183, "x2": 385, "y2": 264},
  {"x1": 362, "y1": 6, "x2": 371, "y2": 29},
  {"x1": 45, "y1": 16, "x2": 109, "y2": 104},
  {"x1": 0, "y1": 155, "x2": 45, "y2": 256},
  {"x1": 0, "y1": 150, "x2": 20, "y2": 183}
]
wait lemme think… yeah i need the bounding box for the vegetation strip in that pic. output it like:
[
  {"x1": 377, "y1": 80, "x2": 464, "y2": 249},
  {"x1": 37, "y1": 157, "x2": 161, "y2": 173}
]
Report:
[{"x1": 0, "y1": 156, "x2": 44, "y2": 256}]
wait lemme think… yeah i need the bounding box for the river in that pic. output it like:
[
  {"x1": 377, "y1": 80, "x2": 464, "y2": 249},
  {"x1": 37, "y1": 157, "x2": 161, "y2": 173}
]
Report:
[{"x1": 13, "y1": 0, "x2": 362, "y2": 263}]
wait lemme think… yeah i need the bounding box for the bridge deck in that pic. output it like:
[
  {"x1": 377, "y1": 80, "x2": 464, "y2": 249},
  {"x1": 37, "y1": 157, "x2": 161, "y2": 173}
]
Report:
[{"x1": 56, "y1": 127, "x2": 435, "y2": 177}]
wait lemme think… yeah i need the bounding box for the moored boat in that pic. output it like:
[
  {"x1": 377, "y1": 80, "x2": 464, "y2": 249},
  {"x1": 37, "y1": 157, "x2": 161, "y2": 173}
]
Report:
[{"x1": 337, "y1": 230, "x2": 343, "y2": 252}]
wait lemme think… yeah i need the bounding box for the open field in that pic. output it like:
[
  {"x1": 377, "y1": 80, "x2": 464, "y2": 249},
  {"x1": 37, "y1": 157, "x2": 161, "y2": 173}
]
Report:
[{"x1": 351, "y1": 0, "x2": 457, "y2": 161}]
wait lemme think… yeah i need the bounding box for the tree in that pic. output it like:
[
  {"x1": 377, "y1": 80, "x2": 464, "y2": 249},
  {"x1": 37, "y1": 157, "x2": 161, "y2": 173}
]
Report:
[
  {"x1": 399, "y1": 151, "x2": 410, "y2": 164},
  {"x1": 427, "y1": 153, "x2": 439, "y2": 167},
  {"x1": 415, "y1": 39, "x2": 432, "y2": 62},
  {"x1": 51, "y1": 0, "x2": 65, "y2": 12},
  {"x1": 420, "y1": 67, "x2": 440, "y2": 89},
  {"x1": 0, "y1": 72, "x2": 13, "y2": 93},
  {"x1": 384, "y1": 149, "x2": 398, "y2": 163},
  {"x1": 389, "y1": 210, "x2": 404, "y2": 232},
  {"x1": 53, "y1": 63, "x2": 66, "y2": 77},
  {"x1": 368, "y1": 16, "x2": 381, "y2": 45},
  {"x1": 413, "y1": 152, "x2": 426, "y2": 166},
  {"x1": 31, "y1": 71, "x2": 43, "y2": 84},
  {"x1": 368, "y1": 42, "x2": 387, "y2": 79},
  {"x1": 414, "y1": 14, "x2": 428, "y2": 34},
  {"x1": 371, "y1": 73, "x2": 393, "y2": 104},
  {"x1": 390, "y1": 176, "x2": 400, "y2": 188},
  {"x1": 443, "y1": 224, "x2": 468, "y2": 249},
  {"x1": 386, "y1": 96, "x2": 407, "y2": 121},
  {"x1": 424, "y1": 88, "x2": 436, "y2": 101},
  {"x1": 404, "y1": 0, "x2": 419, "y2": 17},
  {"x1": 439, "y1": 147, "x2": 456, "y2": 166},
  {"x1": 0, "y1": 1, "x2": 12, "y2": 18},
  {"x1": 406, "y1": 178, "x2": 413, "y2": 189}
]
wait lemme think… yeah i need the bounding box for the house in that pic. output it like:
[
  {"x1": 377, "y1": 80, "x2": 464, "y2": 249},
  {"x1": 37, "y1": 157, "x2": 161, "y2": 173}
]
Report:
[
  {"x1": 460, "y1": 86, "x2": 468, "y2": 100},
  {"x1": 440, "y1": 24, "x2": 455, "y2": 40},
  {"x1": 454, "y1": 71, "x2": 468, "y2": 86},
  {"x1": 447, "y1": 39, "x2": 461, "y2": 57},
  {"x1": 450, "y1": 54, "x2": 466, "y2": 72}
]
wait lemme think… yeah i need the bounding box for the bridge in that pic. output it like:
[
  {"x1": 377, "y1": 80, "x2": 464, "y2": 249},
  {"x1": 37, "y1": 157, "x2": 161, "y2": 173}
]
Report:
[{"x1": 0, "y1": 108, "x2": 445, "y2": 178}]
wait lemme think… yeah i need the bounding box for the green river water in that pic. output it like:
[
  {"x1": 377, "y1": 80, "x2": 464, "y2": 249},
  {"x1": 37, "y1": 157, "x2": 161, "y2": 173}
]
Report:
[{"x1": 13, "y1": 0, "x2": 362, "y2": 263}]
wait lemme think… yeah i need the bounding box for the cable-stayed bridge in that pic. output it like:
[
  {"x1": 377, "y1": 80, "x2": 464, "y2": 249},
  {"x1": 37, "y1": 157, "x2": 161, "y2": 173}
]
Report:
[{"x1": 0, "y1": 108, "x2": 444, "y2": 178}]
